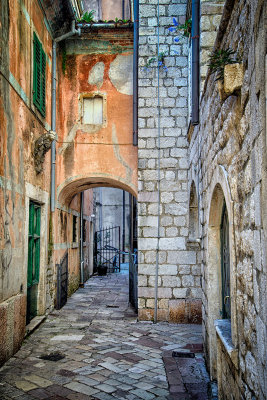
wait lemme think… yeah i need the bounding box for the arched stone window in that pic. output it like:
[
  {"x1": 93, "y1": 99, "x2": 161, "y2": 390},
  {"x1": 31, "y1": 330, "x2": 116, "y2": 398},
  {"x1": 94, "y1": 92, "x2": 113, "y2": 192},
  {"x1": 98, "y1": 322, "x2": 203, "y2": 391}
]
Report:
[
  {"x1": 189, "y1": 181, "x2": 199, "y2": 240},
  {"x1": 206, "y1": 177, "x2": 237, "y2": 379},
  {"x1": 220, "y1": 201, "x2": 231, "y2": 319}
]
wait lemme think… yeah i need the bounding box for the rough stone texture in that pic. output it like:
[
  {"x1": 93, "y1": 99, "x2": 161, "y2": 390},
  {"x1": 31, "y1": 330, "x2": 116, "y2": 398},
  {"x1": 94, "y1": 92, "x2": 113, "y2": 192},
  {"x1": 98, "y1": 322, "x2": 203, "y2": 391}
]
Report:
[
  {"x1": 223, "y1": 63, "x2": 244, "y2": 94},
  {"x1": 188, "y1": 0, "x2": 267, "y2": 398},
  {"x1": 199, "y1": 0, "x2": 225, "y2": 92},
  {"x1": 138, "y1": 0, "x2": 202, "y2": 323},
  {"x1": 0, "y1": 294, "x2": 26, "y2": 366}
]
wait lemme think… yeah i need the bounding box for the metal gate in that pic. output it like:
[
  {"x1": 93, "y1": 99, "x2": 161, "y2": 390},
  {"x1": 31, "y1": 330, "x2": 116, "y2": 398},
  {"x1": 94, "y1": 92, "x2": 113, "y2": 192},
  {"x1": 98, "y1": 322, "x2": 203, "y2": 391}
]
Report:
[
  {"x1": 94, "y1": 226, "x2": 121, "y2": 273},
  {"x1": 129, "y1": 250, "x2": 138, "y2": 311},
  {"x1": 56, "y1": 251, "x2": 68, "y2": 310}
]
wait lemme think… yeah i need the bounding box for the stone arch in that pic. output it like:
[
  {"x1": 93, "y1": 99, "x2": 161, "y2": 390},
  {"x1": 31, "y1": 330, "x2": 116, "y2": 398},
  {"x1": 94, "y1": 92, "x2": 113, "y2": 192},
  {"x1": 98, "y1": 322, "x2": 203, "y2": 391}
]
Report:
[
  {"x1": 54, "y1": 174, "x2": 137, "y2": 299},
  {"x1": 57, "y1": 174, "x2": 137, "y2": 207},
  {"x1": 206, "y1": 165, "x2": 237, "y2": 379}
]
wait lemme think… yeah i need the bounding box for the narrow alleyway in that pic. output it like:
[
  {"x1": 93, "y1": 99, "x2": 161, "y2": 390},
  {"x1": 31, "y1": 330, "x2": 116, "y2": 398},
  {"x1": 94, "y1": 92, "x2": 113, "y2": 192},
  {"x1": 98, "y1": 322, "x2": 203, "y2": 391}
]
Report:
[{"x1": 0, "y1": 271, "x2": 211, "y2": 400}]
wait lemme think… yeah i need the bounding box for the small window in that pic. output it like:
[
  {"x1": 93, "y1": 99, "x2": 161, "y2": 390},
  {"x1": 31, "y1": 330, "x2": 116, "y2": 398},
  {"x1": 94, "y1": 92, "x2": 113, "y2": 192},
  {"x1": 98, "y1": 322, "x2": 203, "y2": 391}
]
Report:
[
  {"x1": 82, "y1": 219, "x2": 86, "y2": 243},
  {"x1": 33, "y1": 33, "x2": 46, "y2": 117},
  {"x1": 72, "y1": 215, "x2": 77, "y2": 242},
  {"x1": 83, "y1": 96, "x2": 103, "y2": 125}
]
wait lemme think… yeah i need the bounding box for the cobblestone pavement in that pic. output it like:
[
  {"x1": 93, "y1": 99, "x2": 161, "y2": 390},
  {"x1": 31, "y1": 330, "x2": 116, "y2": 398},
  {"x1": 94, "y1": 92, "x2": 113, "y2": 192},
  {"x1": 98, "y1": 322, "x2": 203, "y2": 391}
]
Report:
[{"x1": 0, "y1": 270, "x2": 210, "y2": 400}]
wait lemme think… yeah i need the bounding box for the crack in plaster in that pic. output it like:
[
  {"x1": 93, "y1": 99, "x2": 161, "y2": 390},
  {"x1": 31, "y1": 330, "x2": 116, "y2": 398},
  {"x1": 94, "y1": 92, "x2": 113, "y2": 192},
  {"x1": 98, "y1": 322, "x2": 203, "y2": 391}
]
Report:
[{"x1": 112, "y1": 124, "x2": 133, "y2": 183}]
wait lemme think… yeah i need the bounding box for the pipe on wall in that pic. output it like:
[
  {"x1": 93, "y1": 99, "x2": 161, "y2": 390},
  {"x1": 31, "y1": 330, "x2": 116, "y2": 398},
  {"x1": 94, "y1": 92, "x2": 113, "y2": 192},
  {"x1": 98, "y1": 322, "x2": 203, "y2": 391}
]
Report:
[
  {"x1": 191, "y1": 0, "x2": 200, "y2": 125},
  {"x1": 133, "y1": 0, "x2": 139, "y2": 146},
  {"x1": 50, "y1": 21, "x2": 81, "y2": 212},
  {"x1": 154, "y1": 0, "x2": 161, "y2": 324},
  {"x1": 122, "y1": 190, "x2": 126, "y2": 262},
  {"x1": 51, "y1": 42, "x2": 57, "y2": 212},
  {"x1": 80, "y1": 191, "x2": 84, "y2": 286}
]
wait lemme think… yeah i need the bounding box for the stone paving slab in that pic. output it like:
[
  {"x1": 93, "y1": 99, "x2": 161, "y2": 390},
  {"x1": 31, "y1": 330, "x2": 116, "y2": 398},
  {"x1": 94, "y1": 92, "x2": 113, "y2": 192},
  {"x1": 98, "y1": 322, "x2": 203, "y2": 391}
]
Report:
[{"x1": 0, "y1": 272, "x2": 211, "y2": 399}]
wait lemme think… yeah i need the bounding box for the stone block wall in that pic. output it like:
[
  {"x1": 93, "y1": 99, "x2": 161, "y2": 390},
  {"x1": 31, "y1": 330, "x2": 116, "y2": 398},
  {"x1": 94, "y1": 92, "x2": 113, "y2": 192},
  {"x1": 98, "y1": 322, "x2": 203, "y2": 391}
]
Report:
[
  {"x1": 200, "y1": 0, "x2": 225, "y2": 91},
  {"x1": 188, "y1": 0, "x2": 267, "y2": 397},
  {"x1": 138, "y1": 0, "x2": 202, "y2": 323}
]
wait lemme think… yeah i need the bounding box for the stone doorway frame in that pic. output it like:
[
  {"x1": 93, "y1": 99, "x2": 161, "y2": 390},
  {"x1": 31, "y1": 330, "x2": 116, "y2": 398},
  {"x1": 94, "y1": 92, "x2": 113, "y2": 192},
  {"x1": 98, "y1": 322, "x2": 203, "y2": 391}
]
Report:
[{"x1": 205, "y1": 165, "x2": 237, "y2": 379}]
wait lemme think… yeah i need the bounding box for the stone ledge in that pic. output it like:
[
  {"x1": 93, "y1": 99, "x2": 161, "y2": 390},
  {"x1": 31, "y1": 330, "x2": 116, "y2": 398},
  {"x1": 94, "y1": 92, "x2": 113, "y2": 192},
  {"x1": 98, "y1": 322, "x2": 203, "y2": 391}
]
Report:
[
  {"x1": 25, "y1": 315, "x2": 47, "y2": 338},
  {"x1": 215, "y1": 319, "x2": 238, "y2": 369}
]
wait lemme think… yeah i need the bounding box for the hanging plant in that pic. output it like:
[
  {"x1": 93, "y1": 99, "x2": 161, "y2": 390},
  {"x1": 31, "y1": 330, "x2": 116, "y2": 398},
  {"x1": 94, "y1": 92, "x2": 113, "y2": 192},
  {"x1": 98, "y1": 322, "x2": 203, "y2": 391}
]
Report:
[
  {"x1": 208, "y1": 48, "x2": 236, "y2": 82},
  {"x1": 168, "y1": 17, "x2": 192, "y2": 42}
]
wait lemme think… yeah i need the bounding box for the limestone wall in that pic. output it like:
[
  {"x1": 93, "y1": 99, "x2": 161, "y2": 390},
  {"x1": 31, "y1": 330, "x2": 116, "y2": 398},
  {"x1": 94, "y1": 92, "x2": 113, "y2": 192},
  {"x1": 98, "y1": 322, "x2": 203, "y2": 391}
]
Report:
[
  {"x1": 138, "y1": 0, "x2": 202, "y2": 323},
  {"x1": 188, "y1": 0, "x2": 267, "y2": 397}
]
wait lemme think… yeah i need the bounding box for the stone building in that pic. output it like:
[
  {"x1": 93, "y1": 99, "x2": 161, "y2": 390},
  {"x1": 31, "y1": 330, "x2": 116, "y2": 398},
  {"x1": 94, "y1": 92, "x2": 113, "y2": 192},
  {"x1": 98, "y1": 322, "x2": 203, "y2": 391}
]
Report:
[
  {"x1": 138, "y1": 0, "x2": 267, "y2": 398},
  {"x1": 0, "y1": 0, "x2": 137, "y2": 366},
  {"x1": 1, "y1": 0, "x2": 266, "y2": 398}
]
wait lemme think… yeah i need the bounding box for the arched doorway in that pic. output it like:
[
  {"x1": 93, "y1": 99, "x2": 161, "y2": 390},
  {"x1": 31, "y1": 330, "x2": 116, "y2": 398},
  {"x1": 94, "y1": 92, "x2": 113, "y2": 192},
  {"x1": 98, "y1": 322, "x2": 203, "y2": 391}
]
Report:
[{"x1": 54, "y1": 177, "x2": 138, "y2": 312}]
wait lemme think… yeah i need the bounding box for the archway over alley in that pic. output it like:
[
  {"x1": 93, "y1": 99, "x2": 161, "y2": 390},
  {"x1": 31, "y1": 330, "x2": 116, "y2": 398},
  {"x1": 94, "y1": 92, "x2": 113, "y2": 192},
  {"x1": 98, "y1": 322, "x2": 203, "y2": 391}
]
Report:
[{"x1": 53, "y1": 177, "x2": 138, "y2": 313}]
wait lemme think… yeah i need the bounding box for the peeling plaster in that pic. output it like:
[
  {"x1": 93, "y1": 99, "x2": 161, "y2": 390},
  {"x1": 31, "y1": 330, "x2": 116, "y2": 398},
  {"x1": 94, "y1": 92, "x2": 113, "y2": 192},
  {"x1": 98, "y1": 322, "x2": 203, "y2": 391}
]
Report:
[
  {"x1": 109, "y1": 55, "x2": 133, "y2": 95},
  {"x1": 88, "y1": 62, "x2": 105, "y2": 89},
  {"x1": 112, "y1": 124, "x2": 133, "y2": 182}
]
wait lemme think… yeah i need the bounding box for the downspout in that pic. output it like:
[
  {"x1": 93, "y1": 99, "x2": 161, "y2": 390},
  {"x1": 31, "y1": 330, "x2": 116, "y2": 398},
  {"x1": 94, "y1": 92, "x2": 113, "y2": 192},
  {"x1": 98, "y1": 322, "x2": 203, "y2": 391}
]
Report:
[
  {"x1": 122, "y1": 0, "x2": 125, "y2": 19},
  {"x1": 191, "y1": 0, "x2": 200, "y2": 125},
  {"x1": 154, "y1": 0, "x2": 161, "y2": 324},
  {"x1": 122, "y1": 190, "x2": 126, "y2": 262},
  {"x1": 50, "y1": 21, "x2": 81, "y2": 212},
  {"x1": 133, "y1": 0, "x2": 139, "y2": 146},
  {"x1": 80, "y1": 191, "x2": 84, "y2": 286}
]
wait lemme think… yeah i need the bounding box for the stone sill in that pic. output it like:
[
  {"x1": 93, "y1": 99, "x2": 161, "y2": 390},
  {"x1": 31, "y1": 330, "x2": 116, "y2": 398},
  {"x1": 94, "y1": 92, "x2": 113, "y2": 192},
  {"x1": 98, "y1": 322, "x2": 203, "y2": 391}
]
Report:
[
  {"x1": 71, "y1": 242, "x2": 79, "y2": 249},
  {"x1": 215, "y1": 319, "x2": 238, "y2": 369},
  {"x1": 187, "y1": 238, "x2": 201, "y2": 249}
]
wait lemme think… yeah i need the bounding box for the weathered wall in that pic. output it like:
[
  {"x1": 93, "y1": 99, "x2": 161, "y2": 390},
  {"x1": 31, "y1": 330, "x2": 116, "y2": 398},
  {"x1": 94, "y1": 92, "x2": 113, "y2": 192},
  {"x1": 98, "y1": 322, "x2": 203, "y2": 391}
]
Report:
[
  {"x1": 53, "y1": 27, "x2": 137, "y2": 295},
  {"x1": 188, "y1": 0, "x2": 267, "y2": 397},
  {"x1": 137, "y1": 0, "x2": 202, "y2": 323},
  {"x1": 53, "y1": 188, "x2": 94, "y2": 299},
  {"x1": 0, "y1": 0, "x2": 53, "y2": 365},
  {"x1": 56, "y1": 28, "x2": 137, "y2": 207}
]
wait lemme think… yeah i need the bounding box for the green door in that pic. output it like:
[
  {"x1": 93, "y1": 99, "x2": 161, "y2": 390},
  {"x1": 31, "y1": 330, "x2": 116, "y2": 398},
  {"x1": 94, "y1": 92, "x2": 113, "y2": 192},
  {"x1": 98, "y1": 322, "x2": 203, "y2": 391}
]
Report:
[{"x1": 27, "y1": 201, "x2": 41, "y2": 324}]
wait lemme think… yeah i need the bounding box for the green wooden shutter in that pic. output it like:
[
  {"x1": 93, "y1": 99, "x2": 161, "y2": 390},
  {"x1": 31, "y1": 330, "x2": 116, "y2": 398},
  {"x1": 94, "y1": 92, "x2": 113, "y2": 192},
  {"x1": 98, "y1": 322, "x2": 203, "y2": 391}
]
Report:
[
  {"x1": 33, "y1": 33, "x2": 46, "y2": 117},
  {"x1": 40, "y1": 47, "x2": 46, "y2": 116}
]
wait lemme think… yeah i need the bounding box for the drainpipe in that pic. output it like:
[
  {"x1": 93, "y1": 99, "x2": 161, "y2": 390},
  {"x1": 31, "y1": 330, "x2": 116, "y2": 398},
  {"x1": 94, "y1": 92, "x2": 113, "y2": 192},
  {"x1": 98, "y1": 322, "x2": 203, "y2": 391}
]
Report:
[
  {"x1": 133, "y1": 0, "x2": 139, "y2": 146},
  {"x1": 80, "y1": 191, "x2": 84, "y2": 286},
  {"x1": 77, "y1": 22, "x2": 133, "y2": 29},
  {"x1": 51, "y1": 42, "x2": 57, "y2": 212},
  {"x1": 154, "y1": 0, "x2": 161, "y2": 324},
  {"x1": 122, "y1": 191, "x2": 126, "y2": 262},
  {"x1": 50, "y1": 21, "x2": 81, "y2": 212},
  {"x1": 122, "y1": 0, "x2": 125, "y2": 19},
  {"x1": 191, "y1": 0, "x2": 200, "y2": 125}
]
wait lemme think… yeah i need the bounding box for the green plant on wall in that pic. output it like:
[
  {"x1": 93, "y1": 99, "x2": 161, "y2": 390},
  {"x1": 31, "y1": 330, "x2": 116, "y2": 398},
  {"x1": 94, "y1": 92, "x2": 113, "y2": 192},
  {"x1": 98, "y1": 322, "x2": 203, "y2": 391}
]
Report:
[
  {"x1": 143, "y1": 52, "x2": 168, "y2": 72},
  {"x1": 168, "y1": 17, "x2": 192, "y2": 42},
  {"x1": 208, "y1": 48, "x2": 236, "y2": 81},
  {"x1": 77, "y1": 10, "x2": 95, "y2": 23}
]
